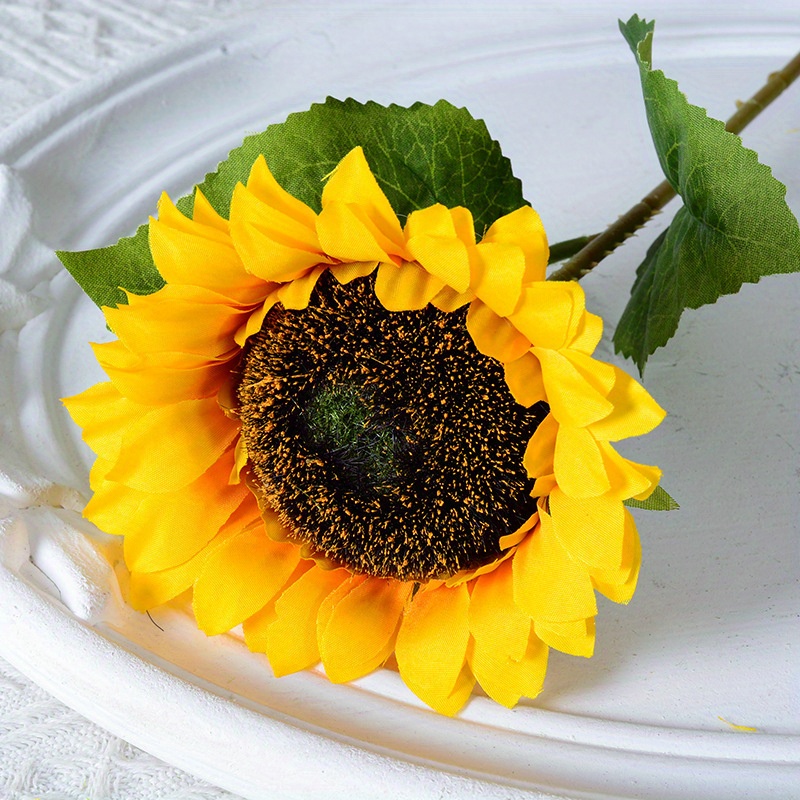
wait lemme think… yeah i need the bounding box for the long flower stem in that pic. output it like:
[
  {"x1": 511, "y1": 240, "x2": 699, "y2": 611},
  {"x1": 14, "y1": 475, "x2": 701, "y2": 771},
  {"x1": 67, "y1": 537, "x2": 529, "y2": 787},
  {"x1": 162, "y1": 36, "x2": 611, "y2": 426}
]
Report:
[{"x1": 548, "y1": 49, "x2": 800, "y2": 282}]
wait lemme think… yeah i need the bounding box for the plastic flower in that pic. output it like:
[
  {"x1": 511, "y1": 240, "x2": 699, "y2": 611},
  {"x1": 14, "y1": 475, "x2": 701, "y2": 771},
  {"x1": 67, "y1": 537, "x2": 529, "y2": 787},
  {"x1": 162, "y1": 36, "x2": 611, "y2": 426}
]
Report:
[{"x1": 64, "y1": 146, "x2": 665, "y2": 715}]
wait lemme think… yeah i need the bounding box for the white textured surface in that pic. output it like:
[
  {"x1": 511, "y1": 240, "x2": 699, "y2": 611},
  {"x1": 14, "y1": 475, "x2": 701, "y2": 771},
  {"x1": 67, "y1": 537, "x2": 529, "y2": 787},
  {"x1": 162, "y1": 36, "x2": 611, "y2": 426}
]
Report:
[{"x1": 0, "y1": 2, "x2": 798, "y2": 799}]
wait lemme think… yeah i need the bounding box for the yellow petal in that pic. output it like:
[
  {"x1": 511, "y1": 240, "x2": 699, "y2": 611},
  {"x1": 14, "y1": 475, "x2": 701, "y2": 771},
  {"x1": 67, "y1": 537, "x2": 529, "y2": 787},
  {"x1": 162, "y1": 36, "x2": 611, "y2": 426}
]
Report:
[
  {"x1": 588, "y1": 366, "x2": 666, "y2": 442},
  {"x1": 106, "y1": 397, "x2": 239, "y2": 493},
  {"x1": 481, "y1": 206, "x2": 548, "y2": 283},
  {"x1": 261, "y1": 565, "x2": 349, "y2": 676},
  {"x1": 523, "y1": 413, "x2": 557, "y2": 479},
  {"x1": 570, "y1": 311, "x2": 603, "y2": 355},
  {"x1": 599, "y1": 442, "x2": 661, "y2": 500},
  {"x1": 374, "y1": 260, "x2": 445, "y2": 311},
  {"x1": 450, "y1": 206, "x2": 476, "y2": 245},
  {"x1": 83, "y1": 476, "x2": 145, "y2": 538},
  {"x1": 92, "y1": 340, "x2": 232, "y2": 405},
  {"x1": 319, "y1": 578, "x2": 411, "y2": 683},
  {"x1": 471, "y1": 242, "x2": 525, "y2": 317},
  {"x1": 534, "y1": 617, "x2": 595, "y2": 658},
  {"x1": 234, "y1": 291, "x2": 281, "y2": 347},
  {"x1": 549, "y1": 487, "x2": 626, "y2": 572},
  {"x1": 231, "y1": 217, "x2": 328, "y2": 283},
  {"x1": 553, "y1": 425, "x2": 611, "y2": 498},
  {"x1": 123, "y1": 450, "x2": 249, "y2": 573},
  {"x1": 508, "y1": 282, "x2": 584, "y2": 350},
  {"x1": 63, "y1": 382, "x2": 135, "y2": 462},
  {"x1": 466, "y1": 300, "x2": 531, "y2": 363},
  {"x1": 591, "y1": 509, "x2": 641, "y2": 604},
  {"x1": 396, "y1": 583, "x2": 471, "y2": 712},
  {"x1": 276, "y1": 263, "x2": 328, "y2": 310},
  {"x1": 503, "y1": 351, "x2": 546, "y2": 407},
  {"x1": 468, "y1": 559, "x2": 531, "y2": 662},
  {"x1": 512, "y1": 508, "x2": 597, "y2": 623},
  {"x1": 150, "y1": 202, "x2": 264, "y2": 304},
  {"x1": 404, "y1": 203, "x2": 455, "y2": 240},
  {"x1": 498, "y1": 511, "x2": 538, "y2": 550},
  {"x1": 470, "y1": 627, "x2": 549, "y2": 707},
  {"x1": 105, "y1": 284, "x2": 247, "y2": 359},
  {"x1": 244, "y1": 154, "x2": 318, "y2": 230},
  {"x1": 430, "y1": 285, "x2": 475, "y2": 313},
  {"x1": 193, "y1": 526, "x2": 300, "y2": 636},
  {"x1": 329, "y1": 260, "x2": 378, "y2": 284},
  {"x1": 317, "y1": 202, "x2": 399, "y2": 263},
  {"x1": 532, "y1": 348, "x2": 614, "y2": 428},
  {"x1": 128, "y1": 493, "x2": 258, "y2": 610},
  {"x1": 321, "y1": 147, "x2": 405, "y2": 256},
  {"x1": 403, "y1": 659, "x2": 476, "y2": 717},
  {"x1": 155, "y1": 191, "x2": 229, "y2": 245},
  {"x1": 229, "y1": 435, "x2": 248, "y2": 485},
  {"x1": 191, "y1": 188, "x2": 229, "y2": 233}
]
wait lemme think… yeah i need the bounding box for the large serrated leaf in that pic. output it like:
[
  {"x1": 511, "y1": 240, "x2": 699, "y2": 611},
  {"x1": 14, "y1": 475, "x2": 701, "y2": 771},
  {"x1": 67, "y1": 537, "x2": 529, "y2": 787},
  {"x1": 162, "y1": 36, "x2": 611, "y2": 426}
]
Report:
[
  {"x1": 613, "y1": 15, "x2": 800, "y2": 373},
  {"x1": 58, "y1": 98, "x2": 525, "y2": 309}
]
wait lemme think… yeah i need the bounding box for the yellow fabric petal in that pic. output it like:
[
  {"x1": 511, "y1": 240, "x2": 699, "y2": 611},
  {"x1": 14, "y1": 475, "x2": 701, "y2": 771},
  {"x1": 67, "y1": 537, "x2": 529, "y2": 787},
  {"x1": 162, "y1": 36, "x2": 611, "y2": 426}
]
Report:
[
  {"x1": 532, "y1": 348, "x2": 614, "y2": 428},
  {"x1": 396, "y1": 583, "x2": 471, "y2": 713},
  {"x1": 532, "y1": 473, "x2": 557, "y2": 498},
  {"x1": 123, "y1": 450, "x2": 249, "y2": 573},
  {"x1": 83, "y1": 474, "x2": 145, "y2": 538},
  {"x1": 553, "y1": 425, "x2": 611, "y2": 498},
  {"x1": 319, "y1": 578, "x2": 411, "y2": 683},
  {"x1": 321, "y1": 146, "x2": 405, "y2": 255},
  {"x1": 588, "y1": 366, "x2": 667, "y2": 442},
  {"x1": 63, "y1": 382, "x2": 137, "y2": 462},
  {"x1": 92, "y1": 340, "x2": 231, "y2": 405},
  {"x1": 316, "y1": 201, "x2": 398, "y2": 263},
  {"x1": 231, "y1": 217, "x2": 329, "y2": 283},
  {"x1": 481, "y1": 206, "x2": 548, "y2": 283},
  {"x1": 512, "y1": 509, "x2": 597, "y2": 623},
  {"x1": 229, "y1": 435, "x2": 248, "y2": 485},
  {"x1": 450, "y1": 206, "x2": 476, "y2": 245},
  {"x1": 503, "y1": 352, "x2": 546, "y2": 407},
  {"x1": 106, "y1": 397, "x2": 239, "y2": 493},
  {"x1": 150, "y1": 200, "x2": 264, "y2": 304},
  {"x1": 570, "y1": 311, "x2": 603, "y2": 355},
  {"x1": 508, "y1": 282, "x2": 584, "y2": 350},
  {"x1": 154, "y1": 192, "x2": 229, "y2": 245},
  {"x1": 276, "y1": 263, "x2": 328, "y2": 310},
  {"x1": 127, "y1": 492, "x2": 259, "y2": 610},
  {"x1": 403, "y1": 658, "x2": 476, "y2": 717},
  {"x1": 191, "y1": 188, "x2": 229, "y2": 233},
  {"x1": 470, "y1": 242, "x2": 525, "y2": 317},
  {"x1": 470, "y1": 627, "x2": 549, "y2": 707},
  {"x1": 241, "y1": 560, "x2": 313, "y2": 652},
  {"x1": 591, "y1": 509, "x2": 641, "y2": 604},
  {"x1": 430, "y1": 285, "x2": 474, "y2": 312},
  {"x1": 534, "y1": 618, "x2": 595, "y2": 658},
  {"x1": 261, "y1": 566, "x2": 349, "y2": 676},
  {"x1": 466, "y1": 300, "x2": 531, "y2": 363},
  {"x1": 234, "y1": 291, "x2": 280, "y2": 347},
  {"x1": 406, "y1": 235, "x2": 471, "y2": 293},
  {"x1": 523, "y1": 412, "x2": 557, "y2": 479},
  {"x1": 374, "y1": 260, "x2": 445, "y2": 311},
  {"x1": 549, "y1": 487, "x2": 626, "y2": 572},
  {"x1": 468, "y1": 560, "x2": 531, "y2": 662},
  {"x1": 193, "y1": 526, "x2": 300, "y2": 636},
  {"x1": 329, "y1": 260, "x2": 378, "y2": 284},
  {"x1": 404, "y1": 203, "x2": 455, "y2": 240},
  {"x1": 104, "y1": 285, "x2": 247, "y2": 359},
  {"x1": 498, "y1": 511, "x2": 539, "y2": 550},
  {"x1": 244, "y1": 154, "x2": 318, "y2": 230},
  {"x1": 599, "y1": 442, "x2": 661, "y2": 500}
]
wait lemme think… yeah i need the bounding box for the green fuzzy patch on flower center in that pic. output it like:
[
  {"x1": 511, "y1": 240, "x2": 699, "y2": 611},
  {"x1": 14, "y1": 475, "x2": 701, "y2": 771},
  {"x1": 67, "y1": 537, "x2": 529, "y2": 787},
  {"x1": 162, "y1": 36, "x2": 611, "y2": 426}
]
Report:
[{"x1": 237, "y1": 272, "x2": 548, "y2": 582}]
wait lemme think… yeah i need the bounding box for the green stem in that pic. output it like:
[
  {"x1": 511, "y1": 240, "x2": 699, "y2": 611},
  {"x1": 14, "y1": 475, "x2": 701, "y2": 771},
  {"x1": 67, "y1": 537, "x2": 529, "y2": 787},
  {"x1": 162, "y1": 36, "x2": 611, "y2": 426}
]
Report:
[
  {"x1": 547, "y1": 234, "x2": 599, "y2": 264},
  {"x1": 548, "y1": 49, "x2": 800, "y2": 282}
]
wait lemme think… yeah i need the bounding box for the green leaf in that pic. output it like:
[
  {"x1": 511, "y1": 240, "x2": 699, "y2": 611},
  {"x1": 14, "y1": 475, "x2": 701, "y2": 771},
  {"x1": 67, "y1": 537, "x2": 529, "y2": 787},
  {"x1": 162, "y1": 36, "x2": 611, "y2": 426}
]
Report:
[
  {"x1": 624, "y1": 485, "x2": 679, "y2": 511},
  {"x1": 60, "y1": 98, "x2": 525, "y2": 309},
  {"x1": 57, "y1": 223, "x2": 165, "y2": 311},
  {"x1": 614, "y1": 15, "x2": 800, "y2": 373}
]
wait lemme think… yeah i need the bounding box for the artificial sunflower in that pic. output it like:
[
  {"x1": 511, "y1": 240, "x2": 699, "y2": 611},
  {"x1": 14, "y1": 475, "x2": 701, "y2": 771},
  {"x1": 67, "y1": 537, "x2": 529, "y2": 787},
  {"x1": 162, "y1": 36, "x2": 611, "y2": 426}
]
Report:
[{"x1": 64, "y1": 145, "x2": 665, "y2": 715}]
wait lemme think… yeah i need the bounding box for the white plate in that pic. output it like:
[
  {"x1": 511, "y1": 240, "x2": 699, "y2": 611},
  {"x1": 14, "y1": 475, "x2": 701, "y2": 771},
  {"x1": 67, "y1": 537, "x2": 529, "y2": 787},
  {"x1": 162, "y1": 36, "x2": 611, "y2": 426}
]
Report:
[{"x1": 1, "y1": 2, "x2": 798, "y2": 798}]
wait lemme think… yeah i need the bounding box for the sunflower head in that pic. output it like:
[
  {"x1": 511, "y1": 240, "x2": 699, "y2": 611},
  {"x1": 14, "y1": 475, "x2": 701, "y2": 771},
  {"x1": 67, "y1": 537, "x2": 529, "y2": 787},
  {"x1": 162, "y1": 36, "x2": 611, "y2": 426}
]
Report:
[{"x1": 61, "y1": 100, "x2": 666, "y2": 715}]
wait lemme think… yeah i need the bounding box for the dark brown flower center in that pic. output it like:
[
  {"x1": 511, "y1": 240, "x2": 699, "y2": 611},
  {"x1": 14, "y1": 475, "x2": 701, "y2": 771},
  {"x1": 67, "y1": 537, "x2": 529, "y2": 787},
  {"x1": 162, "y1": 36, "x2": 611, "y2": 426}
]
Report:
[{"x1": 237, "y1": 271, "x2": 547, "y2": 582}]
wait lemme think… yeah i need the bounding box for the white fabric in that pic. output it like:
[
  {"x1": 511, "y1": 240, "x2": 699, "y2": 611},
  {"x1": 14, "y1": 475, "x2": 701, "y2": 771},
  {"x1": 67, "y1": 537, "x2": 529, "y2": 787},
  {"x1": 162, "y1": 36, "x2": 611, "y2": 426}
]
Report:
[{"x1": 0, "y1": 2, "x2": 269, "y2": 797}]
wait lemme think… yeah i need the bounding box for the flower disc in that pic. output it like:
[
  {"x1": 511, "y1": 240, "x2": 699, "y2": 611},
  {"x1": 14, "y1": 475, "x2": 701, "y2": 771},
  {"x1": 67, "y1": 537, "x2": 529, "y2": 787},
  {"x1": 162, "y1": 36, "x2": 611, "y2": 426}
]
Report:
[{"x1": 238, "y1": 273, "x2": 549, "y2": 581}]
